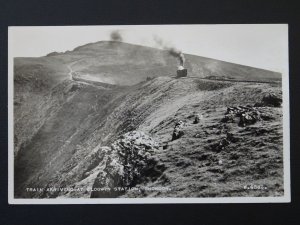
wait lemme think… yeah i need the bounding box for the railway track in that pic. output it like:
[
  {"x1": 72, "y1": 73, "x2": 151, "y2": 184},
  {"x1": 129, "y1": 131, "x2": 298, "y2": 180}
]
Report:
[{"x1": 175, "y1": 76, "x2": 281, "y2": 84}]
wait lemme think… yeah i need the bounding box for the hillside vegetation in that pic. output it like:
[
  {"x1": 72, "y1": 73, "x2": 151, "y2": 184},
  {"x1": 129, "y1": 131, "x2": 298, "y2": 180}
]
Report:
[
  {"x1": 46, "y1": 41, "x2": 281, "y2": 85},
  {"x1": 14, "y1": 41, "x2": 283, "y2": 198}
]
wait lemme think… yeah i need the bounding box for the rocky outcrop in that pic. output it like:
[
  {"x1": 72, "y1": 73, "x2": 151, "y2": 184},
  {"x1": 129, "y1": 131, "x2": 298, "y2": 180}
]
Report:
[
  {"x1": 193, "y1": 113, "x2": 203, "y2": 124},
  {"x1": 255, "y1": 93, "x2": 282, "y2": 107},
  {"x1": 221, "y1": 106, "x2": 261, "y2": 127},
  {"x1": 171, "y1": 121, "x2": 185, "y2": 141},
  {"x1": 238, "y1": 110, "x2": 261, "y2": 127},
  {"x1": 91, "y1": 131, "x2": 164, "y2": 198},
  {"x1": 210, "y1": 132, "x2": 239, "y2": 152}
]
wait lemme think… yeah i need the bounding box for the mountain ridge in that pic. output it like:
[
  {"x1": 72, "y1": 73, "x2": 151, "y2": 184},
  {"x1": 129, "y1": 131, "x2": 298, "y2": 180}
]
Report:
[
  {"x1": 13, "y1": 41, "x2": 284, "y2": 198},
  {"x1": 71, "y1": 41, "x2": 282, "y2": 73},
  {"x1": 41, "y1": 40, "x2": 282, "y2": 74},
  {"x1": 14, "y1": 76, "x2": 284, "y2": 198}
]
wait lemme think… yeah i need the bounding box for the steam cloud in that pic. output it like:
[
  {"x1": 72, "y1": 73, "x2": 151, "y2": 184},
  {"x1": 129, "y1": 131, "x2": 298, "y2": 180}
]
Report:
[
  {"x1": 110, "y1": 30, "x2": 123, "y2": 42},
  {"x1": 168, "y1": 48, "x2": 185, "y2": 67},
  {"x1": 153, "y1": 36, "x2": 185, "y2": 67}
]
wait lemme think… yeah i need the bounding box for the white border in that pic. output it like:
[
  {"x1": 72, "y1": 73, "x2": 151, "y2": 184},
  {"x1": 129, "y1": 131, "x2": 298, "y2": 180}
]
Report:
[
  {"x1": 8, "y1": 27, "x2": 15, "y2": 204},
  {"x1": 8, "y1": 25, "x2": 291, "y2": 204}
]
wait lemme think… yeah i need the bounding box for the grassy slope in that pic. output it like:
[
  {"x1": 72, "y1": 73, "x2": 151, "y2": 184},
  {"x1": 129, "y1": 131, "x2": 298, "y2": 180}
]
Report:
[
  {"x1": 47, "y1": 41, "x2": 281, "y2": 85},
  {"x1": 15, "y1": 76, "x2": 283, "y2": 198},
  {"x1": 14, "y1": 41, "x2": 283, "y2": 198},
  {"x1": 14, "y1": 81, "x2": 130, "y2": 197},
  {"x1": 14, "y1": 57, "x2": 69, "y2": 155},
  {"x1": 129, "y1": 78, "x2": 283, "y2": 197},
  {"x1": 14, "y1": 41, "x2": 281, "y2": 156}
]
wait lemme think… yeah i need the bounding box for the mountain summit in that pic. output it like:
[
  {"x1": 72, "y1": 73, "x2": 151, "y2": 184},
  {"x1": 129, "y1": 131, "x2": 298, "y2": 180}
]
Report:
[{"x1": 42, "y1": 41, "x2": 281, "y2": 86}]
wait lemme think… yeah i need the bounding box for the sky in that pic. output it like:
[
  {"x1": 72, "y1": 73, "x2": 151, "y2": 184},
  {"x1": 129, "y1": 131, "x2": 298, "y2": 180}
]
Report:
[{"x1": 9, "y1": 24, "x2": 288, "y2": 73}]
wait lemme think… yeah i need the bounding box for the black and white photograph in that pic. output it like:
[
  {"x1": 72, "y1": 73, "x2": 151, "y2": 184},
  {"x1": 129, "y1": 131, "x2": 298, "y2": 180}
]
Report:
[{"x1": 8, "y1": 24, "x2": 290, "y2": 204}]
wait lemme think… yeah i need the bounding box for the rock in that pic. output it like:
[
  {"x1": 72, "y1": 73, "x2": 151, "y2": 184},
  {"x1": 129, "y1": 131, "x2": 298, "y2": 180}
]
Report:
[
  {"x1": 210, "y1": 132, "x2": 240, "y2": 152},
  {"x1": 222, "y1": 106, "x2": 261, "y2": 126},
  {"x1": 194, "y1": 133, "x2": 201, "y2": 138},
  {"x1": 255, "y1": 93, "x2": 282, "y2": 107},
  {"x1": 226, "y1": 132, "x2": 239, "y2": 143},
  {"x1": 219, "y1": 138, "x2": 230, "y2": 148},
  {"x1": 238, "y1": 111, "x2": 260, "y2": 127},
  {"x1": 172, "y1": 130, "x2": 184, "y2": 141},
  {"x1": 193, "y1": 113, "x2": 203, "y2": 124},
  {"x1": 211, "y1": 137, "x2": 230, "y2": 152},
  {"x1": 91, "y1": 131, "x2": 163, "y2": 198},
  {"x1": 261, "y1": 93, "x2": 282, "y2": 107},
  {"x1": 172, "y1": 121, "x2": 185, "y2": 141},
  {"x1": 221, "y1": 114, "x2": 235, "y2": 123},
  {"x1": 260, "y1": 112, "x2": 275, "y2": 121}
]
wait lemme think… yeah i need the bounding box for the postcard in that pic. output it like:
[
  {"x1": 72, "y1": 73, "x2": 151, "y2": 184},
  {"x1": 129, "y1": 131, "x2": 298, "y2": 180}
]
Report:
[{"x1": 8, "y1": 24, "x2": 290, "y2": 204}]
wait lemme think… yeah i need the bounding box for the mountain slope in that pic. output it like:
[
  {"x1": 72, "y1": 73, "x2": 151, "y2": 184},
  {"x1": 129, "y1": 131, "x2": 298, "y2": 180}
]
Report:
[
  {"x1": 44, "y1": 41, "x2": 282, "y2": 85},
  {"x1": 13, "y1": 41, "x2": 281, "y2": 156},
  {"x1": 14, "y1": 76, "x2": 283, "y2": 198},
  {"x1": 14, "y1": 41, "x2": 283, "y2": 198}
]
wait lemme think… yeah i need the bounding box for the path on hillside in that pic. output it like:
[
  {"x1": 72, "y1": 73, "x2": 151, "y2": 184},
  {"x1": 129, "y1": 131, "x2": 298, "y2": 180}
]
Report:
[
  {"x1": 67, "y1": 59, "x2": 111, "y2": 89},
  {"x1": 178, "y1": 76, "x2": 280, "y2": 84},
  {"x1": 67, "y1": 59, "x2": 280, "y2": 89}
]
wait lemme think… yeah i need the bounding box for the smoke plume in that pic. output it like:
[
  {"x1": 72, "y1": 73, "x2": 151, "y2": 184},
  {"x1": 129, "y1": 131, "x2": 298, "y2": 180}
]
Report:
[
  {"x1": 153, "y1": 36, "x2": 185, "y2": 67},
  {"x1": 168, "y1": 48, "x2": 185, "y2": 66},
  {"x1": 110, "y1": 30, "x2": 123, "y2": 42}
]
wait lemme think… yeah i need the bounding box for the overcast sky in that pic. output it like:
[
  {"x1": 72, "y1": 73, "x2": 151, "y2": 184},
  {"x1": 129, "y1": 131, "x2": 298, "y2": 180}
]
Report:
[{"x1": 9, "y1": 24, "x2": 288, "y2": 73}]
